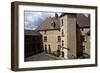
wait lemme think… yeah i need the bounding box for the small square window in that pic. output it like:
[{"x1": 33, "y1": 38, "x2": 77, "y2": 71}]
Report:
[
  {"x1": 81, "y1": 28, "x2": 84, "y2": 31},
  {"x1": 58, "y1": 36, "x2": 61, "y2": 42},
  {"x1": 62, "y1": 40, "x2": 64, "y2": 47},
  {"x1": 44, "y1": 36, "x2": 47, "y2": 42},
  {"x1": 58, "y1": 45, "x2": 61, "y2": 50},
  {"x1": 44, "y1": 31, "x2": 47, "y2": 34}
]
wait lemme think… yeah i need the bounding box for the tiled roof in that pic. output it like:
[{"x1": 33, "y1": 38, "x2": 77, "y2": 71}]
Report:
[
  {"x1": 36, "y1": 13, "x2": 90, "y2": 31},
  {"x1": 36, "y1": 17, "x2": 60, "y2": 31},
  {"x1": 60, "y1": 13, "x2": 90, "y2": 28},
  {"x1": 76, "y1": 14, "x2": 90, "y2": 28},
  {"x1": 25, "y1": 30, "x2": 42, "y2": 36},
  {"x1": 60, "y1": 13, "x2": 76, "y2": 17}
]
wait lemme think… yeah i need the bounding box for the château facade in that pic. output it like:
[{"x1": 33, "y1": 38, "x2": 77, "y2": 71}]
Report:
[{"x1": 25, "y1": 13, "x2": 90, "y2": 59}]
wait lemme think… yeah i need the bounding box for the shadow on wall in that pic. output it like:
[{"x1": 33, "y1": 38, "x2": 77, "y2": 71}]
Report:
[{"x1": 24, "y1": 34, "x2": 44, "y2": 58}]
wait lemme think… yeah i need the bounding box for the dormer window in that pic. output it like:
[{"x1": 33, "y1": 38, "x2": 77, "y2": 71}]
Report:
[
  {"x1": 44, "y1": 30, "x2": 47, "y2": 34},
  {"x1": 51, "y1": 20, "x2": 56, "y2": 28}
]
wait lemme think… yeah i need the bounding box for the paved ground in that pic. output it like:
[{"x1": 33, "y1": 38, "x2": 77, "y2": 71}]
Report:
[{"x1": 25, "y1": 52, "x2": 63, "y2": 62}]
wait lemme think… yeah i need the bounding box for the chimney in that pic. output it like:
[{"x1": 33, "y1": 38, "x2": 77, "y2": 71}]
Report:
[{"x1": 55, "y1": 13, "x2": 58, "y2": 18}]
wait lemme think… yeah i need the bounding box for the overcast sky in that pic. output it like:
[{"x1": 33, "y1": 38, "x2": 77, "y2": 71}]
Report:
[
  {"x1": 24, "y1": 11, "x2": 89, "y2": 30},
  {"x1": 24, "y1": 11, "x2": 60, "y2": 30}
]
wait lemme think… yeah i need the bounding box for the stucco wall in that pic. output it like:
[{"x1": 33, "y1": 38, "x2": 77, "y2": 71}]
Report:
[
  {"x1": 67, "y1": 15, "x2": 77, "y2": 59},
  {"x1": 60, "y1": 14, "x2": 77, "y2": 59},
  {"x1": 60, "y1": 15, "x2": 68, "y2": 49},
  {"x1": 40, "y1": 30, "x2": 60, "y2": 53}
]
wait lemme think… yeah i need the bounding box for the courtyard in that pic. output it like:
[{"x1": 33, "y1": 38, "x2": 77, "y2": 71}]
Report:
[{"x1": 25, "y1": 52, "x2": 64, "y2": 61}]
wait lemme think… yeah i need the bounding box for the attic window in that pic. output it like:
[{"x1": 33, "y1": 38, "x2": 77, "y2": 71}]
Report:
[
  {"x1": 51, "y1": 20, "x2": 56, "y2": 28},
  {"x1": 44, "y1": 31, "x2": 47, "y2": 34}
]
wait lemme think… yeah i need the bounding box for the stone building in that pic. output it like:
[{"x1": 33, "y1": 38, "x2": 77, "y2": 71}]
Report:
[
  {"x1": 25, "y1": 13, "x2": 90, "y2": 59},
  {"x1": 36, "y1": 15, "x2": 61, "y2": 54},
  {"x1": 60, "y1": 13, "x2": 77, "y2": 59},
  {"x1": 77, "y1": 14, "x2": 90, "y2": 58},
  {"x1": 59, "y1": 13, "x2": 90, "y2": 59}
]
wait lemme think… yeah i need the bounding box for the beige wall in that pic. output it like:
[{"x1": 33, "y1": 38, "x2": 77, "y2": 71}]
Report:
[
  {"x1": 60, "y1": 15, "x2": 68, "y2": 58},
  {"x1": 60, "y1": 14, "x2": 77, "y2": 59},
  {"x1": 67, "y1": 15, "x2": 77, "y2": 59},
  {"x1": 60, "y1": 15, "x2": 68, "y2": 49},
  {"x1": 40, "y1": 30, "x2": 60, "y2": 53},
  {"x1": 38, "y1": 14, "x2": 90, "y2": 59}
]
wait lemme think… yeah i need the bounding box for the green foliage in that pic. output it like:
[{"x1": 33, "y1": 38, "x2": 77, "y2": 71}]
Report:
[
  {"x1": 57, "y1": 50, "x2": 60, "y2": 57},
  {"x1": 79, "y1": 53, "x2": 90, "y2": 59},
  {"x1": 48, "y1": 48, "x2": 51, "y2": 54},
  {"x1": 50, "y1": 50, "x2": 61, "y2": 57},
  {"x1": 45, "y1": 48, "x2": 47, "y2": 53},
  {"x1": 78, "y1": 48, "x2": 84, "y2": 57}
]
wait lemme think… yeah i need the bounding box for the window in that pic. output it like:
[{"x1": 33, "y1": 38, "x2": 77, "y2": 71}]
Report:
[
  {"x1": 53, "y1": 22, "x2": 56, "y2": 28},
  {"x1": 58, "y1": 36, "x2": 61, "y2": 42},
  {"x1": 62, "y1": 19, "x2": 63, "y2": 26},
  {"x1": 81, "y1": 28, "x2": 84, "y2": 31},
  {"x1": 44, "y1": 31, "x2": 47, "y2": 34},
  {"x1": 45, "y1": 44, "x2": 47, "y2": 53},
  {"x1": 51, "y1": 20, "x2": 56, "y2": 28},
  {"x1": 62, "y1": 29, "x2": 64, "y2": 37},
  {"x1": 86, "y1": 31, "x2": 90, "y2": 36},
  {"x1": 48, "y1": 44, "x2": 51, "y2": 53},
  {"x1": 44, "y1": 36, "x2": 47, "y2": 42},
  {"x1": 59, "y1": 28, "x2": 61, "y2": 31},
  {"x1": 62, "y1": 51, "x2": 64, "y2": 57},
  {"x1": 45, "y1": 44, "x2": 47, "y2": 49},
  {"x1": 62, "y1": 40, "x2": 64, "y2": 47},
  {"x1": 80, "y1": 35, "x2": 85, "y2": 42},
  {"x1": 82, "y1": 46, "x2": 85, "y2": 50},
  {"x1": 58, "y1": 45, "x2": 61, "y2": 50}
]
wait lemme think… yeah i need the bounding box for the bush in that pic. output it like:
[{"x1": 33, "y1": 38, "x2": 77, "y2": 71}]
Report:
[
  {"x1": 57, "y1": 50, "x2": 60, "y2": 57},
  {"x1": 50, "y1": 51, "x2": 58, "y2": 57},
  {"x1": 45, "y1": 48, "x2": 47, "y2": 53},
  {"x1": 79, "y1": 53, "x2": 90, "y2": 59},
  {"x1": 48, "y1": 48, "x2": 51, "y2": 54}
]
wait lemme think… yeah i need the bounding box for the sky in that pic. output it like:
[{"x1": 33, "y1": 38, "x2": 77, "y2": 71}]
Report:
[
  {"x1": 24, "y1": 11, "x2": 89, "y2": 30},
  {"x1": 24, "y1": 11, "x2": 60, "y2": 30}
]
